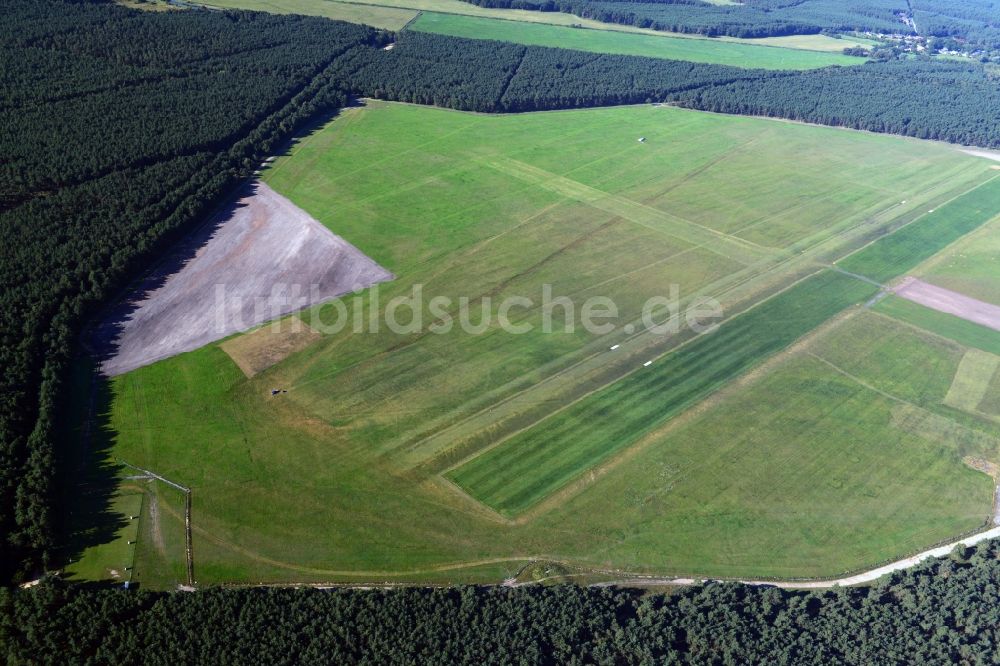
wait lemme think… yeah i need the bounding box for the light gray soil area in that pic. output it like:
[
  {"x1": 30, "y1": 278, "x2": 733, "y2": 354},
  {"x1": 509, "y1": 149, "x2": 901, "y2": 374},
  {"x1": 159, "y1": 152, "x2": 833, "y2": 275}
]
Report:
[
  {"x1": 894, "y1": 277, "x2": 1000, "y2": 332},
  {"x1": 961, "y1": 148, "x2": 1000, "y2": 162},
  {"x1": 92, "y1": 182, "x2": 393, "y2": 376}
]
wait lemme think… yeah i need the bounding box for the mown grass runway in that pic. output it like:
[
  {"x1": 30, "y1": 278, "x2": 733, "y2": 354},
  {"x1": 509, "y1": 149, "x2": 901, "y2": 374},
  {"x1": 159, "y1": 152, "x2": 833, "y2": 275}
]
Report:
[
  {"x1": 449, "y1": 173, "x2": 1000, "y2": 516},
  {"x1": 447, "y1": 270, "x2": 879, "y2": 515}
]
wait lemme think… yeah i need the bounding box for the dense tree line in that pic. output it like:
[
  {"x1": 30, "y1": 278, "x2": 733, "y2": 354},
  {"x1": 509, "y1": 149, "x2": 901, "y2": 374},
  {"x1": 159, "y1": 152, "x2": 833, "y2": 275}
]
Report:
[
  {"x1": 0, "y1": 0, "x2": 386, "y2": 584},
  {"x1": 670, "y1": 59, "x2": 1000, "y2": 147},
  {"x1": 335, "y1": 32, "x2": 1000, "y2": 148},
  {"x1": 458, "y1": 0, "x2": 909, "y2": 38},
  {"x1": 334, "y1": 31, "x2": 771, "y2": 112},
  {"x1": 7, "y1": 540, "x2": 1000, "y2": 663}
]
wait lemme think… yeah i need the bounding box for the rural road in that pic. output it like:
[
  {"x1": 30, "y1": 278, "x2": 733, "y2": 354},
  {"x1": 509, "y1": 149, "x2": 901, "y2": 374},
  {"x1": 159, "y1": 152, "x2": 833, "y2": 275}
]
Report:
[{"x1": 591, "y1": 524, "x2": 1000, "y2": 589}]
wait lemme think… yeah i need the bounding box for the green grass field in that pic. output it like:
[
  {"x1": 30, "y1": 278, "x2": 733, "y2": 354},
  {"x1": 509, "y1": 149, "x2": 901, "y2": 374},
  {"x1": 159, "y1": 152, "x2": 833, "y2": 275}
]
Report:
[
  {"x1": 409, "y1": 13, "x2": 863, "y2": 69},
  {"x1": 910, "y1": 208, "x2": 1000, "y2": 307},
  {"x1": 69, "y1": 102, "x2": 1000, "y2": 586},
  {"x1": 447, "y1": 270, "x2": 879, "y2": 516},
  {"x1": 450, "y1": 170, "x2": 1000, "y2": 516},
  {"x1": 875, "y1": 297, "x2": 1000, "y2": 357},
  {"x1": 192, "y1": 0, "x2": 878, "y2": 54},
  {"x1": 64, "y1": 493, "x2": 142, "y2": 583},
  {"x1": 839, "y1": 176, "x2": 1000, "y2": 284}
]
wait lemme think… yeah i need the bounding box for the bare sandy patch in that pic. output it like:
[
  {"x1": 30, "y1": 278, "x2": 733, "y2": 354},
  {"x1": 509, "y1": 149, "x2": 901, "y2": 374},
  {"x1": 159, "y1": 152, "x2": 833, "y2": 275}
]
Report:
[
  {"x1": 894, "y1": 277, "x2": 1000, "y2": 332},
  {"x1": 220, "y1": 316, "x2": 322, "y2": 378},
  {"x1": 92, "y1": 182, "x2": 392, "y2": 376},
  {"x1": 961, "y1": 148, "x2": 1000, "y2": 162}
]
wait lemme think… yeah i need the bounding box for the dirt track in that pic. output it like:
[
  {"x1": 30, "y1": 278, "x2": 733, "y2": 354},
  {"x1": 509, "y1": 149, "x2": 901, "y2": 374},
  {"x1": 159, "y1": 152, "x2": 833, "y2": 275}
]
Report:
[
  {"x1": 92, "y1": 182, "x2": 392, "y2": 376},
  {"x1": 893, "y1": 277, "x2": 1000, "y2": 332}
]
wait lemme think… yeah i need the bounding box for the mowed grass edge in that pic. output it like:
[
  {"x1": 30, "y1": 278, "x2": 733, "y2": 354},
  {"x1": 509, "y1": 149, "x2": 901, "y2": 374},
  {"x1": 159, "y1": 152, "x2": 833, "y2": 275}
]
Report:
[
  {"x1": 409, "y1": 12, "x2": 863, "y2": 70},
  {"x1": 449, "y1": 176, "x2": 1000, "y2": 516}
]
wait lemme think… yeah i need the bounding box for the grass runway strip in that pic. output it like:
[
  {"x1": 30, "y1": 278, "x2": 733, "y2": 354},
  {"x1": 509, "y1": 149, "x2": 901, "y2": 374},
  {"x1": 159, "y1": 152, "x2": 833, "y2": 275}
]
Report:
[
  {"x1": 447, "y1": 270, "x2": 879, "y2": 516},
  {"x1": 839, "y1": 176, "x2": 1000, "y2": 284},
  {"x1": 450, "y1": 176, "x2": 1000, "y2": 516}
]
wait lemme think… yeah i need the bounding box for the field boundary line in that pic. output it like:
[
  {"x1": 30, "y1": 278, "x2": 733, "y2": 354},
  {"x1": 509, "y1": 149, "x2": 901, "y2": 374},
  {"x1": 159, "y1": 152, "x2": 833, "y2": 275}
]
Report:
[
  {"x1": 400, "y1": 8, "x2": 423, "y2": 30},
  {"x1": 828, "y1": 265, "x2": 886, "y2": 288}
]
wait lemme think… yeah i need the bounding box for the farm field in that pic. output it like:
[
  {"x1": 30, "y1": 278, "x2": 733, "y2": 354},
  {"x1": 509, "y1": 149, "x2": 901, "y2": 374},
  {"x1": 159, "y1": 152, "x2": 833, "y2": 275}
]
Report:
[
  {"x1": 197, "y1": 0, "x2": 420, "y2": 29},
  {"x1": 876, "y1": 297, "x2": 1000, "y2": 357},
  {"x1": 194, "y1": 0, "x2": 876, "y2": 54},
  {"x1": 73, "y1": 102, "x2": 1000, "y2": 586},
  {"x1": 409, "y1": 13, "x2": 864, "y2": 69}
]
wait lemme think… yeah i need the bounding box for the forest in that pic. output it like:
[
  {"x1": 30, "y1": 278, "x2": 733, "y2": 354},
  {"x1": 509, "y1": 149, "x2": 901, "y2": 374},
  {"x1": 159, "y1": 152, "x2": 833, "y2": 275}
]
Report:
[
  {"x1": 332, "y1": 31, "x2": 768, "y2": 111},
  {"x1": 6, "y1": 539, "x2": 1000, "y2": 663},
  {"x1": 670, "y1": 59, "x2": 1000, "y2": 146},
  {"x1": 457, "y1": 0, "x2": 910, "y2": 38},
  {"x1": 911, "y1": 0, "x2": 1000, "y2": 50}
]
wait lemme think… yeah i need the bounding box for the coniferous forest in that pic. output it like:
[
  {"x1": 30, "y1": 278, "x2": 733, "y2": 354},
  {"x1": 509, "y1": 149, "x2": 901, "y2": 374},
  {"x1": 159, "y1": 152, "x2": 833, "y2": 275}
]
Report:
[
  {"x1": 6, "y1": 540, "x2": 1000, "y2": 663},
  {"x1": 7, "y1": 1, "x2": 1000, "y2": 661}
]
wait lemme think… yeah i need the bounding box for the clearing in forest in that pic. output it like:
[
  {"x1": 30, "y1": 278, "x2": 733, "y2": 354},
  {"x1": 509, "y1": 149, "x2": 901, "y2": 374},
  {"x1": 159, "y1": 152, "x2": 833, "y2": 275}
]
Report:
[{"x1": 73, "y1": 102, "x2": 1000, "y2": 587}]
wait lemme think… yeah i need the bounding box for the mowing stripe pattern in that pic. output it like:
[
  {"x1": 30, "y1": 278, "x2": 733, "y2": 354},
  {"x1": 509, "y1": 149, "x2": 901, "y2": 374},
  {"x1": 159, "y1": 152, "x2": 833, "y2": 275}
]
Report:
[
  {"x1": 448, "y1": 177, "x2": 1000, "y2": 516},
  {"x1": 447, "y1": 270, "x2": 879, "y2": 515}
]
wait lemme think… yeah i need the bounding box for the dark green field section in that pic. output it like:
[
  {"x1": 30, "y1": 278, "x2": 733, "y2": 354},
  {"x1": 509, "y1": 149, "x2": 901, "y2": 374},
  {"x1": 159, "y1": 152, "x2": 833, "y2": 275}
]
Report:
[
  {"x1": 450, "y1": 175, "x2": 1000, "y2": 516},
  {"x1": 839, "y1": 177, "x2": 1000, "y2": 284},
  {"x1": 875, "y1": 297, "x2": 1000, "y2": 356},
  {"x1": 447, "y1": 270, "x2": 879, "y2": 516}
]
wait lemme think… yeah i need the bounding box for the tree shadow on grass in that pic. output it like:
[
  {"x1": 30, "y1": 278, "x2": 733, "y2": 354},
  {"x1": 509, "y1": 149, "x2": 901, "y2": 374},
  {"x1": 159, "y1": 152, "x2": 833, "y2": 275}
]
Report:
[
  {"x1": 53, "y1": 102, "x2": 358, "y2": 587},
  {"x1": 55, "y1": 359, "x2": 131, "y2": 584}
]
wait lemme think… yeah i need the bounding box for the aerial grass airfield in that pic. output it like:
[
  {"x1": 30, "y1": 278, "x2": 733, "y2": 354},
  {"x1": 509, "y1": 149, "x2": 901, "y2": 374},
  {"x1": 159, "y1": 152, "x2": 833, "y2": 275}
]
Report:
[{"x1": 70, "y1": 2, "x2": 1000, "y2": 589}]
